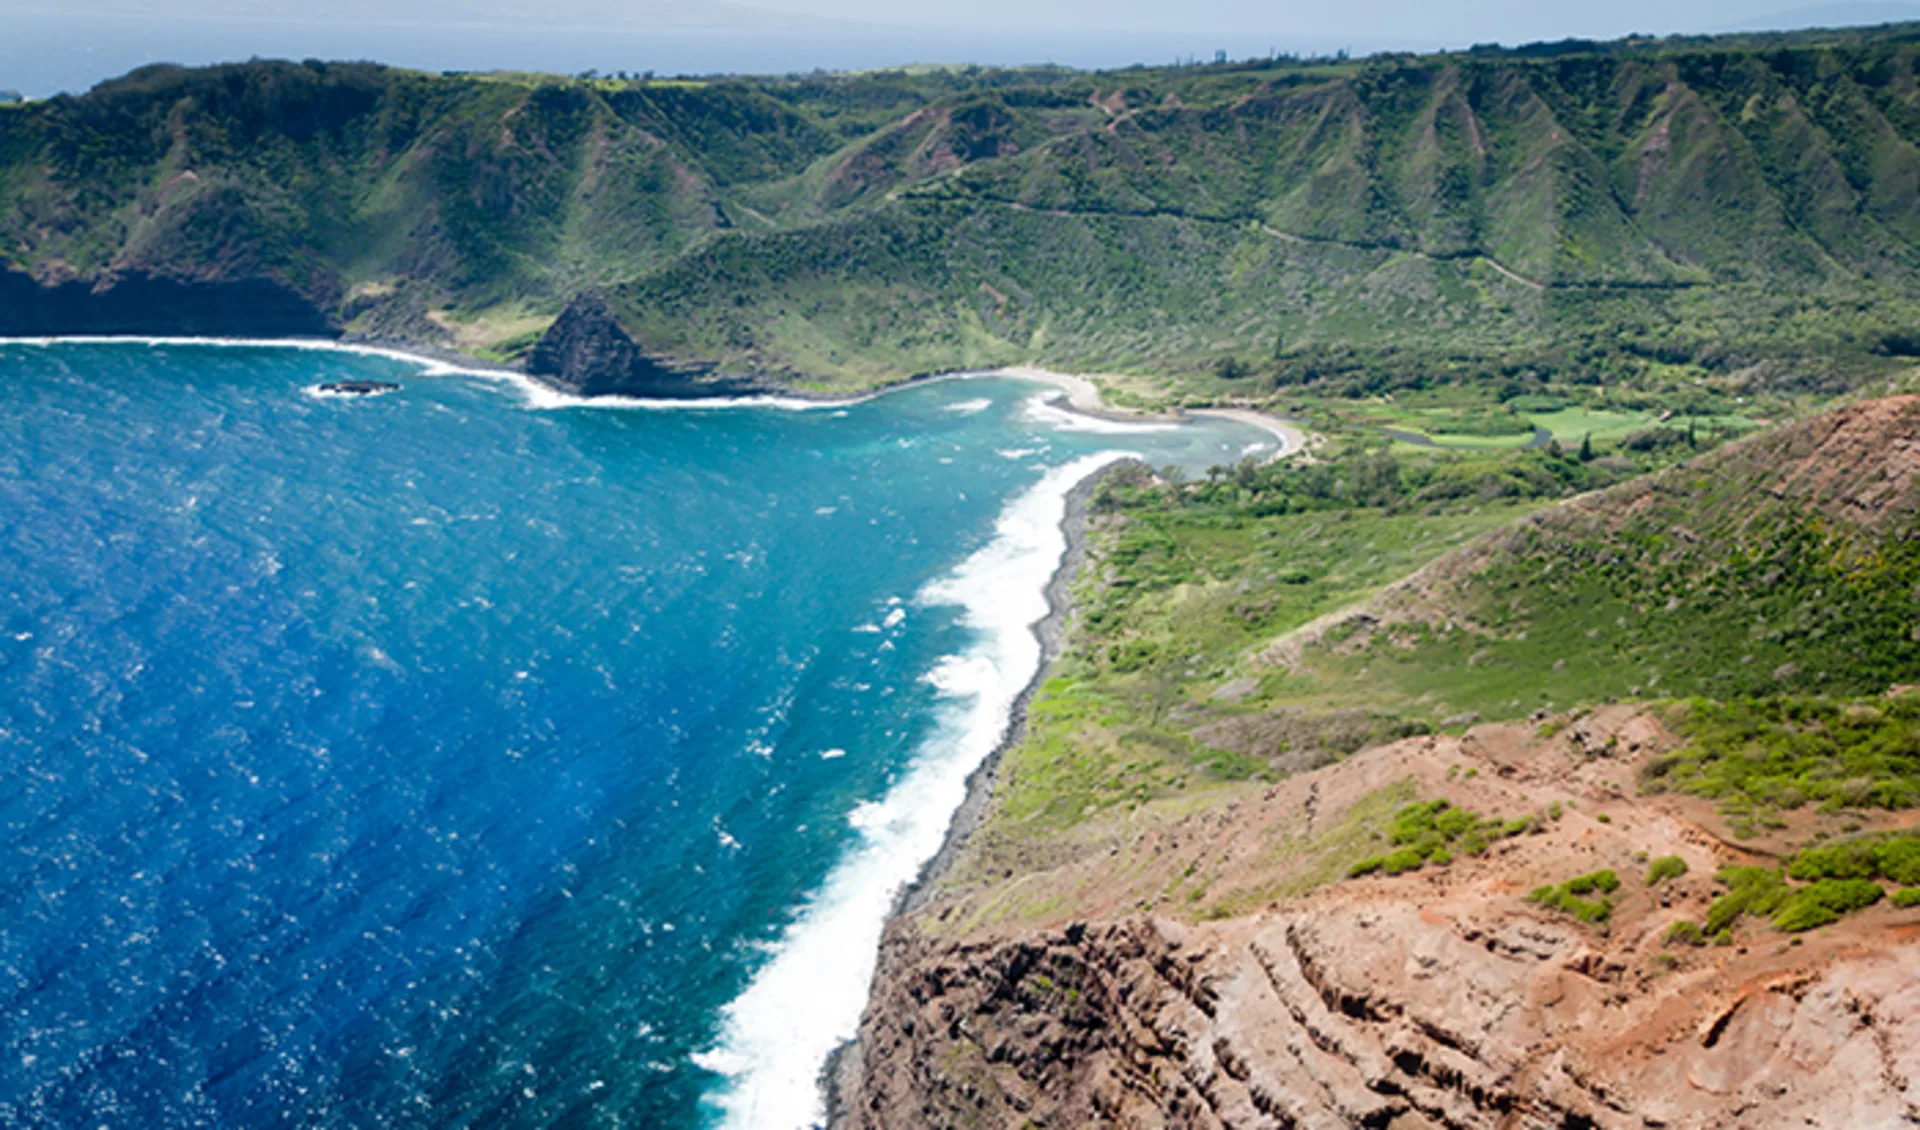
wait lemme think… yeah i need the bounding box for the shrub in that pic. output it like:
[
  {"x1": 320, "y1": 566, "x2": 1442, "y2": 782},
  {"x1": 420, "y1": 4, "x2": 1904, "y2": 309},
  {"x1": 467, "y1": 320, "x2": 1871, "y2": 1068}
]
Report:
[
  {"x1": 1660, "y1": 696, "x2": 1920, "y2": 814},
  {"x1": 1787, "y1": 840, "x2": 1881, "y2": 881},
  {"x1": 1704, "y1": 866, "x2": 1791, "y2": 934},
  {"x1": 1646, "y1": 855, "x2": 1689, "y2": 885},
  {"x1": 1892, "y1": 888, "x2": 1920, "y2": 908},
  {"x1": 1878, "y1": 837, "x2": 1920, "y2": 884},
  {"x1": 1664, "y1": 919, "x2": 1706, "y2": 946},
  {"x1": 1529, "y1": 870, "x2": 1621, "y2": 925},
  {"x1": 1348, "y1": 798, "x2": 1523, "y2": 880},
  {"x1": 1564, "y1": 869, "x2": 1621, "y2": 896},
  {"x1": 1772, "y1": 879, "x2": 1884, "y2": 932},
  {"x1": 1786, "y1": 833, "x2": 1920, "y2": 884},
  {"x1": 1381, "y1": 847, "x2": 1428, "y2": 875}
]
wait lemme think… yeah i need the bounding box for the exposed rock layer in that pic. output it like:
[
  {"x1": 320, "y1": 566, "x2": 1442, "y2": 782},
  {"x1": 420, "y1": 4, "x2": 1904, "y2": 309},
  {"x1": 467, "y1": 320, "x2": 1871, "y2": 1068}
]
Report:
[{"x1": 839, "y1": 711, "x2": 1920, "y2": 1130}]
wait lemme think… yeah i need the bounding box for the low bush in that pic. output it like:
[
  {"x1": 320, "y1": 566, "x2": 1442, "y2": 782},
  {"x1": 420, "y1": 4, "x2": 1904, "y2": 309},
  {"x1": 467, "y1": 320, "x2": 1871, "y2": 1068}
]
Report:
[
  {"x1": 1785, "y1": 833, "x2": 1920, "y2": 884},
  {"x1": 1347, "y1": 798, "x2": 1524, "y2": 877},
  {"x1": 1646, "y1": 855, "x2": 1689, "y2": 885},
  {"x1": 1664, "y1": 919, "x2": 1707, "y2": 946},
  {"x1": 1705, "y1": 866, "x2": 1792, "y2": 934},
  {"x1": 1529, "y1": 869, "x2": 1621, "y2": 924},
  {"x1": 1772, "y1": 879, "x2": 1884, "y2": 932}
]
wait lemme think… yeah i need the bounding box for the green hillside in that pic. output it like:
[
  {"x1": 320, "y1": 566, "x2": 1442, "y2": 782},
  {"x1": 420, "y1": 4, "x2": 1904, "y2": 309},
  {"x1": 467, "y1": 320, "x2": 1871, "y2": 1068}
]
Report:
[
  {"x1": 7, "y1": 27, "x2": 1920, "y2": 388},
  {"x1": 948, "y1": 392, "x2": 1920, "y2": 883},
  {"x1": 1266, "y1": 394, "x2": 1920, "y2": 718}
]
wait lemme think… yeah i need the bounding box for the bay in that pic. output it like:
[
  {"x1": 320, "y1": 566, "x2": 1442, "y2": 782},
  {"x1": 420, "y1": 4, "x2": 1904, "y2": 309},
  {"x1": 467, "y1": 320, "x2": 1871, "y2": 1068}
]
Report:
[{"x1": 0, "y1": 340, "x2": 1273, "y2": 1128}]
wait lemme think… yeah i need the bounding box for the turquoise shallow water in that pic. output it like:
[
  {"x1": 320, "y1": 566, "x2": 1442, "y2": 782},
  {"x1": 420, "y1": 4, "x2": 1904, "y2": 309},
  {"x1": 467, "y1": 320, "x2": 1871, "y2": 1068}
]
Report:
[{"x1": 0, "y1": 341, "x2": 1273, "y2": 1129}]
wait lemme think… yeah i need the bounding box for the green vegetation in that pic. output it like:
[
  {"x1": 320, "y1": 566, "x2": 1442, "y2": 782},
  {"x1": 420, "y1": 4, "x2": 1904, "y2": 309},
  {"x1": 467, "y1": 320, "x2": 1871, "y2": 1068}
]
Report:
[
  {"x1": 1529, "y1": 869, "x2": 1621, "y2": 925},
  {"x1": 1274, "y1": 397, "x2": 1920, "y2": 724},
  {"x1": 978, "y1": 377, "x2": 1920, "y2": 865},
  {"x1": 1893, "y1": 888, "x2": 1920, "y2": 908},
  {"x1": 983, "y1": 474, "x2": 1526, "y2": 836},
  {"x1": 1706, "y1": 866, "x2": 1792, "y2": 933},
  {"x1": 1645, "y1": 697, "x2": 1920, "y2": 823},
  {"x1": 1346, "y1": 799, "x2": 1523, "y2": 876},
  {"x1": 1664, "y1": 919, "x2": 1707, "y2": 946},
  {"x1": 1646, "y1": 855, "x2": 1690, "y2": 886},
  {"x1": 14, "y1": 27, "x2": 1920, "y2": 391},
  {"x1": 1771, "y1": 879, "x2": 1884, "y2": 931},
  {"x1": 972, "y1": 440, "x2": 1577, "y2": 866},
  {"x1": 1701, "y1": 836, "x2": 1920, "y2": 934},
  {"x1": 1786, "y1": 833, "x2": 1920, "y2": 885}
]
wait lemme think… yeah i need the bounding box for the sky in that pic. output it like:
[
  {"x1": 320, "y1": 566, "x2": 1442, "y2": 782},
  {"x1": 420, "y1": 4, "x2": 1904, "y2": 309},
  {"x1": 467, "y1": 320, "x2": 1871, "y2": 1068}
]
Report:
[{"x1": 5, "y1": 0, "x2": 1920, "y2": 97}]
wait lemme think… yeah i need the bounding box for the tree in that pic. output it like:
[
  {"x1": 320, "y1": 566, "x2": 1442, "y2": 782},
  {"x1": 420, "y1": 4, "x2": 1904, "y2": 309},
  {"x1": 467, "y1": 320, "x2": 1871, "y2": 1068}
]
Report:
[{"x1": 1579, "y1": 433, "x2": 1594, "y2": 462}]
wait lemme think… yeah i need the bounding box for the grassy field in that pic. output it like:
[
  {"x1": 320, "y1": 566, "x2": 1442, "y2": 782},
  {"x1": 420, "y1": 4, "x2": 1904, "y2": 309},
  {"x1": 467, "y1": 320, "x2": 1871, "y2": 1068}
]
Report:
[{"x1": 976, "y1": 454, "x2": 1554, "y2": 848}]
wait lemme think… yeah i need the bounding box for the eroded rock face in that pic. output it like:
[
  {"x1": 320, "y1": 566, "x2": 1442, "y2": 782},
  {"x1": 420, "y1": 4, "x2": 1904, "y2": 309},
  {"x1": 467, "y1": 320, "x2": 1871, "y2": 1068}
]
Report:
[
  {"x1": 525, "y1": 292, "x2": 770, "y2": 398},
  {"x1": 0, "y1": 268, "x2": 333, "y2": 338},
  {"x1": 838, "y1": 716, "x2": 1920, "y2": 1130},
  {"x1": 847, "y1": 905, "x2": 1920, "y2": 1129}
]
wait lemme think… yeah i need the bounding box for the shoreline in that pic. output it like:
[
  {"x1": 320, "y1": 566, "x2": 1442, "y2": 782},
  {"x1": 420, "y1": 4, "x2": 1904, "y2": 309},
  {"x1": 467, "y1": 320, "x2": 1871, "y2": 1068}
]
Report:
[
  {"x1": 0, "y1": 335, "x2": 1311, "y2": 452},
  {"x1": 5, "y1": 333, "x2": 1301, "y2": 1127},
  {"x1": 820, "y1": 458, "x2": 1123, "y2": 1125},
  {"x1": 980, "y1": 364, "x2": 1179, "y2": 423},
  {"x1": 898, "y1": 459, "x2": 1115, "y2": 916},
  {"x1": 1189, "y1": 406, "x2": 1309, "y2": 459}
]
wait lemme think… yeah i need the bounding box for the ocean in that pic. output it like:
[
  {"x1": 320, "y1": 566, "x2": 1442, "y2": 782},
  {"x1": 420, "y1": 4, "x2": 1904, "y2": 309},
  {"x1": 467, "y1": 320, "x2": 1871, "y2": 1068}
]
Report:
[{"x1": 0, "y1": 340, "x2": 1275, "y2": 1129}]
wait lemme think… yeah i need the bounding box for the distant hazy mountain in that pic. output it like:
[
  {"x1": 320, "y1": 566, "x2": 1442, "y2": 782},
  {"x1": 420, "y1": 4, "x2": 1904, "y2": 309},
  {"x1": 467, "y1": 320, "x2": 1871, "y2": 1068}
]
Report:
[{"x1": 1729, "y1": 2, "x2": 1920, "y2": 28}]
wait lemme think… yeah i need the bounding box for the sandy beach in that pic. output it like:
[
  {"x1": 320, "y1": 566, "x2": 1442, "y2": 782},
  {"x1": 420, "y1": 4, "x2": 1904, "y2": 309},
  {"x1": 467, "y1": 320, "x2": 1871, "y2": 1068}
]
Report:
[
  {"x1": 1189, "y1": 406, "x2": 1309, "y2": 459},
  {"x1": 983, "y1": 364, "x2": 1179, "y2": 421},
  {"x1": 990, "y1": 364, "x2": 1309, "y2": 460}
]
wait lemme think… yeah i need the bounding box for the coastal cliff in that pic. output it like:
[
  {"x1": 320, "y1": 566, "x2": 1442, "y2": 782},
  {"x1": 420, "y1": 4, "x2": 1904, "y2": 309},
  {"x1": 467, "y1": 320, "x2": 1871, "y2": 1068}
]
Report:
[
  {"x1": 14, "y1": 34, "x2": 1920, "y2": 395},
  {"x1": 834, "y1": 396, "x2": 1920, "y2": 1130},
  {"x1": 523, "y1": 293, "x2": 772, "y2": 398},
  {"x1": 838, "y1": 711, "x2": 1920, "y2": 1129},
  {"x1": 0, "y1": 268, "x2": 333, "y2": 338}
]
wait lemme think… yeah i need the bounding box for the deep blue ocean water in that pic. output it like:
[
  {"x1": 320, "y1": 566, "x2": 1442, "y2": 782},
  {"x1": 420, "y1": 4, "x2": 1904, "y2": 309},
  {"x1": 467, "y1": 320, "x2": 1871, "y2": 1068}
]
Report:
[{"x1": 0, "y1": 341, "x2": 1274, "y2": 1130}]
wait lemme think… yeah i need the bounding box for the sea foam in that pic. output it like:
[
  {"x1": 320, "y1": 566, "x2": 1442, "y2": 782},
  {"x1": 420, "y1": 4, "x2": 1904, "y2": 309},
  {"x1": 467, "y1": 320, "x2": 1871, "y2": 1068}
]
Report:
[
  {"x1": 695, "y1": 451, "x2": 1129, "y2": 1130},
  {"x1": 1019, "y1": 392, "x2": 1177, "y2": 434}
]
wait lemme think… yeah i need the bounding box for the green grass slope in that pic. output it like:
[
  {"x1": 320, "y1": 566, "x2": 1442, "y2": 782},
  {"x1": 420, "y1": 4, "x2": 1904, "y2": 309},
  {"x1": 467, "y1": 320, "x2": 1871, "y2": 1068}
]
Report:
[{"x1": 1269, "y1": 394, "x2": 1920, "y2": 720}]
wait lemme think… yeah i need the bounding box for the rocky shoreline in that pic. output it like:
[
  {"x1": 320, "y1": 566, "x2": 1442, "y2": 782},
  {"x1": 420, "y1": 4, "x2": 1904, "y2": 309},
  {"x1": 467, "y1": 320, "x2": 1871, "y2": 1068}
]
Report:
[{"x1": 820, "y1": 457, "x2": 1126, "y2": 1124}]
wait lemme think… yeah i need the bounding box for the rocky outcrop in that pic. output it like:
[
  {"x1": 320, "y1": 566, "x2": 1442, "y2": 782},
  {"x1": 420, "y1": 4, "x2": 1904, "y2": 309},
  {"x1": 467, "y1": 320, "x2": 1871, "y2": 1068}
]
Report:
[
  {"x1": 0, "y1": 268, "x2": 333, "y2": 338},
  {"x1": 848, "y1": 906, "x2": 1920, "y2": 1129},
  {"x1": 525, "y1": 292, "x2": 772, "y2": 398},
  {"x1": 838, "y1": 712, "x2": 1920, "y2": 1129}
]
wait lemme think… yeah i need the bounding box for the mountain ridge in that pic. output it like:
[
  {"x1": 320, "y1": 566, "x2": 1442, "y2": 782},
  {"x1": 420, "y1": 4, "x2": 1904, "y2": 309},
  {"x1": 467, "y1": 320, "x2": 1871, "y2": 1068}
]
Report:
[{"x1": 8, "y1": 26, "x2": 1920, "y2": 396}]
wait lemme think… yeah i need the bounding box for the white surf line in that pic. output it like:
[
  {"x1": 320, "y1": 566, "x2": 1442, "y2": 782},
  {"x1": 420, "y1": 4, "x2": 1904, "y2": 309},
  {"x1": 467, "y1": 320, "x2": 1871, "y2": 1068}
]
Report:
[
  {"x1": 0, "y1": 333, "x2": 504, "y2": 379},
  {"x1": 694, "y1": 451, "x2": 1132, "y2": 1130},
  {"x1": 1020, "y1": 391, "x2": 1180, "y2": 435},
  {"x1": 1188, "y1": 407, "x2": 1307, "y2": 461},
  {"x1": 0, "y1": 336, "x2": 1132, "y2": 419}
]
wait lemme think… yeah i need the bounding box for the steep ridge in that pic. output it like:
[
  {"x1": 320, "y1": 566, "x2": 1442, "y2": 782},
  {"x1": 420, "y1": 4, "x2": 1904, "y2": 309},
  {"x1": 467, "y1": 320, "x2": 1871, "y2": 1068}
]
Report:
[
  {"x1": 9, "y1": 30, "x2": 1920, "y2": 389},
  {"x1": 1260, "y1": 394, "x2": 1920, "y2": 712},
  {"x1": 835, "y1": 395, "x2": 1920, "y2": 1128}
]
